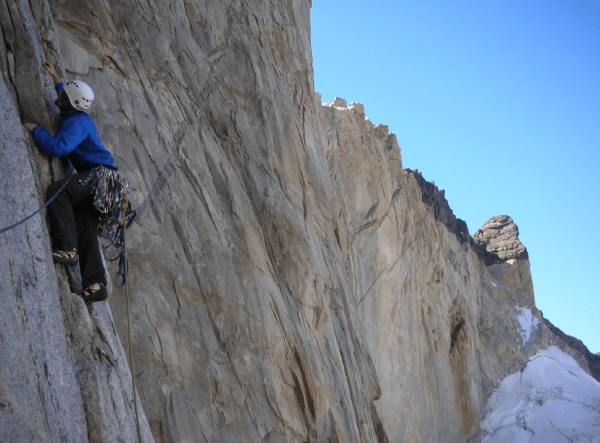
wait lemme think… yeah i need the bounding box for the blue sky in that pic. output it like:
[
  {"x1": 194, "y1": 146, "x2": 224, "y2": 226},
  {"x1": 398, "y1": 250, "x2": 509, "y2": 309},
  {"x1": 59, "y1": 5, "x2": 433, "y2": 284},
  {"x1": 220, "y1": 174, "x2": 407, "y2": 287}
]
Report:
[{"x1": 311, "y1": 0, "x2": 600, "y2": 353}]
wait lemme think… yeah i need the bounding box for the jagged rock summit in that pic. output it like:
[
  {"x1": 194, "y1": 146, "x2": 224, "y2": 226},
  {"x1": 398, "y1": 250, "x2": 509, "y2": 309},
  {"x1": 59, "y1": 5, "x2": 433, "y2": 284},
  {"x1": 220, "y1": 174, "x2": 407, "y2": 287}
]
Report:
[
  {"x1": 474, "y1": 215, "x2": 529, "y2": 265},
  {"x1": 1, "y1": 1, "x2": 598, "y2": 442}
]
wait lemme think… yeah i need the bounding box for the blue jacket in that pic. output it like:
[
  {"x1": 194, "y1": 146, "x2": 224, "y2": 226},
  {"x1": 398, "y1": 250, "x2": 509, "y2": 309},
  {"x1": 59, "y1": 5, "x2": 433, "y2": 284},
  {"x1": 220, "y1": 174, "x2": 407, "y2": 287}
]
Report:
[{"x1": 33, "y1": 83, "x2": 114, "y2": 171}]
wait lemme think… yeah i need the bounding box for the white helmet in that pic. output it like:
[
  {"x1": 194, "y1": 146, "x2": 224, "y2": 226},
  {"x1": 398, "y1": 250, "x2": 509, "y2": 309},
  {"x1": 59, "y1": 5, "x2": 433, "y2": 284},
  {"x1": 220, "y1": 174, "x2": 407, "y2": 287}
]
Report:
[{"x1": 64, "y1": 80, "x2": 94, "y2": 110}]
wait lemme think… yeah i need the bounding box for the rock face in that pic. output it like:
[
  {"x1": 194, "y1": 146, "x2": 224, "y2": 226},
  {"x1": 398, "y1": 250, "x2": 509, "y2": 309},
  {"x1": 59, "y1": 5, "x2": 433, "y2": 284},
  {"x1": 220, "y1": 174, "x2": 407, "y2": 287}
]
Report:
[{"x1": 0, "y1": 1, "x2": 595, "y2": 442}]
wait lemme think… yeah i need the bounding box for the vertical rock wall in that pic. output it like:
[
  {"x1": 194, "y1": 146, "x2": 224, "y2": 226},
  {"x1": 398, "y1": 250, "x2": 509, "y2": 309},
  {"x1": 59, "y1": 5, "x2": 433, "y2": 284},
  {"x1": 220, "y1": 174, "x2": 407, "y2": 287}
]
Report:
[
  {"x1": 0, "y1": 0, "x2": 591, "y2": 442},
  {"x1": 321, "y1": 102, "x2": 555, "y2": 442}
]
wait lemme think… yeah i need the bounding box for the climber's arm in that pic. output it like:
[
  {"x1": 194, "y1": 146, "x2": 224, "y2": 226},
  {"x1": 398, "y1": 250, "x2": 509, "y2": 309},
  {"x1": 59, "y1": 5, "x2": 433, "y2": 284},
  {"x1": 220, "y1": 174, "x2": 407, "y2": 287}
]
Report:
[
  {"x1": 23, "y1": 62, "x2": 63, "y2": 133},
  {"x1": 31, "y1": 117, "x2": 87, "y2": 158}
]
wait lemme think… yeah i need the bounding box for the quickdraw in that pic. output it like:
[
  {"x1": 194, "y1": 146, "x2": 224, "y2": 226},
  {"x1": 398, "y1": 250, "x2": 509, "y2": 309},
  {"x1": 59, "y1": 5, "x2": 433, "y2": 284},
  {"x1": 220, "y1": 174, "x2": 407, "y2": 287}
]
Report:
[{"x1": 79, "y1": 165, "x2": 130, "y2": 236}]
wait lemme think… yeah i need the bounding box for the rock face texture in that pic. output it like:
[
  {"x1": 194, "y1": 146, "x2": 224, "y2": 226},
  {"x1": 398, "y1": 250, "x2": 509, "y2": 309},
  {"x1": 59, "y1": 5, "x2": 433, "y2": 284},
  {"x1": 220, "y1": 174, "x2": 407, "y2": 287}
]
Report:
[{"x1": 0, "y1": 1, "x2": 595, "y2": 442}]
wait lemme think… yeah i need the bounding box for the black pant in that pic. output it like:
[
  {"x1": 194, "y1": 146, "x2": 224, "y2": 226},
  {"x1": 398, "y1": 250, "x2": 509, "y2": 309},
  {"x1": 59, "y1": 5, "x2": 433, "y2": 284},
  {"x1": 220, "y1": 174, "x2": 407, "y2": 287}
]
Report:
[{"x1": 47, "y1": 173, "x2": 106, "y2": 288}]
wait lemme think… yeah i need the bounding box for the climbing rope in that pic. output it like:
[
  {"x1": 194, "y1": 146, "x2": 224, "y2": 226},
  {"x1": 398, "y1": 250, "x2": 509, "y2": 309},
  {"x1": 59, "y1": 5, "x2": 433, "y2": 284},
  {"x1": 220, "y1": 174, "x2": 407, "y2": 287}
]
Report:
[
  {"x1": 102, "y1": 208, "x2": 136, "y2": 288},
  {"x1": 121, "y1": 198, "x2": 142, "y2": 443},
  {"x1": 0, "y1": 174, "x2": 75, "y2": 235}
]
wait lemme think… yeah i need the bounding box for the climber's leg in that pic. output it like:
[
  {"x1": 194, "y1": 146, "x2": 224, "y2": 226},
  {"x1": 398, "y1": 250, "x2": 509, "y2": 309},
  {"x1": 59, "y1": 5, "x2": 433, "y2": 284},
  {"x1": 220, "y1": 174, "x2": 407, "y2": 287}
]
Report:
[
  {"x1": 75, "y1": 208, "x2": 109, "y2": 304},
  {"x1": 75, "y1": 208, "x2": 106, "y2": 289},
  {"x1": 46, "y1": 173, "x2": 94, "y2": 263}
]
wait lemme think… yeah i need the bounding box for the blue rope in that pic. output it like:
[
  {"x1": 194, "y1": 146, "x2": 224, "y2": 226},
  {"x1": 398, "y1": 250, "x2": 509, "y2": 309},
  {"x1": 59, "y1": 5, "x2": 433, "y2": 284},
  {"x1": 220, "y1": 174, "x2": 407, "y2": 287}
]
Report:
[
  {"x1": 0, "y1": 174, "x2": 75, "y2": 235},
  {"x1": 102, "y1": 209, "x2": 136, "y2": 287}
]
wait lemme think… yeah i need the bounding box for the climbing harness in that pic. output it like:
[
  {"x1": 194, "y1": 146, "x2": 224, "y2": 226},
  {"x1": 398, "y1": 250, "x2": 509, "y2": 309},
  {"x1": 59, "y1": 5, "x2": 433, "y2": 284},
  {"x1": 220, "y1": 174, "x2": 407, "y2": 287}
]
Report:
[
  {"x1": 0, "y1": 174, "x2": 75, "y2": 235},
  {"x1": 79, "y1": 165, "x2": 130, "y2": 236},
  {"x1": 120, "y1": 197, "x2": 142, "y2": 443}
]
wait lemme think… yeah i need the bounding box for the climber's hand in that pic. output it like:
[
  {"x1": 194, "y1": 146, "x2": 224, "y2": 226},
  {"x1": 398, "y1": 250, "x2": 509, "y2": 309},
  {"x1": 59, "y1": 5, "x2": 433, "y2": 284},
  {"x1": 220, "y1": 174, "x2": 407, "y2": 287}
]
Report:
[
  {"x1": 42, "y1": 61, "x2": 57, "y2": 75},
  {"x1": 23, "y1": 122, "x2": 37, "y2": 132},
  {"x1": 42, "y1": 62, "x2": 61, "y2": 84}
]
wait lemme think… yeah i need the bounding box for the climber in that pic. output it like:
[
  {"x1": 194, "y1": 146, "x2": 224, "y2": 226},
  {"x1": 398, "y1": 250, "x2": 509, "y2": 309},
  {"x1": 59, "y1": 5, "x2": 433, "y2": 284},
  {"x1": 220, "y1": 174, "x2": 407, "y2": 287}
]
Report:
[{"x1": 23, "y1": 62, "x2": 114, "y2": 304}]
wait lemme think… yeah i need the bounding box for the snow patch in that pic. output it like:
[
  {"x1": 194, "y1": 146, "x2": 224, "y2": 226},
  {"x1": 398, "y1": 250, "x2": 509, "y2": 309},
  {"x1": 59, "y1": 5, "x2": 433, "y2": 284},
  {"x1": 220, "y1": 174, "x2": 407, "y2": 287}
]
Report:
[
  {"x1": 481, "y1": 346, "x2": 600, "y2": 442},
  {"x1": 515, "y1": 307, "x2": 540, "y2": 345}
]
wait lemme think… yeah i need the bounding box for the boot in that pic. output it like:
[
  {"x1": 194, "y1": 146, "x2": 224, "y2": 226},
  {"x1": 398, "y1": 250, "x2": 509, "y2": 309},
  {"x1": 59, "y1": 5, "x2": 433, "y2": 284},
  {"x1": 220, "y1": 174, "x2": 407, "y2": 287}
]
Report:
[
  {"x1": 53, "y1": 249, "x2": 78, "y2": 266},
  {"x1": 79, "y1": 283, "x2": 109, "y2": 304}
]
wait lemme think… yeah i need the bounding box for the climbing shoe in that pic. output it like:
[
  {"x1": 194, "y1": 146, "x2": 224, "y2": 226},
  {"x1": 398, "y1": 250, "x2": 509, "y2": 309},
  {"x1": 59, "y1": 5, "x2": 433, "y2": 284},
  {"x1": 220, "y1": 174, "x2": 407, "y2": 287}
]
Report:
[
  {"x1": 79, "y1": 283, "x2": 109, "y2": 304},
  {"x1": 52, "y1": 250, "x2": 78, "y2": 265}
]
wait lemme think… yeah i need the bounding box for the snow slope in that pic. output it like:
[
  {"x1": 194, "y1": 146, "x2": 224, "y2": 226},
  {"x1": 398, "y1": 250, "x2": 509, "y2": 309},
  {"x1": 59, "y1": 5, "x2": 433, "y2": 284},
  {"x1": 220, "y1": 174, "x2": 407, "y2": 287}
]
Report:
[
  {"x1": 515, "y1": 307, "x2": 540, "y2": 345},
  {"x1": 481, "y1": 346, "x2": 600, "y2": 442}
]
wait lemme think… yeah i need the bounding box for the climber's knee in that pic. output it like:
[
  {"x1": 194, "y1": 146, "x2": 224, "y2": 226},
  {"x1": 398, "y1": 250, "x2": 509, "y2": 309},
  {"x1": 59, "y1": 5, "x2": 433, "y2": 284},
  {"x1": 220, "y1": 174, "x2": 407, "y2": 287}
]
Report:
[
  {"x1": 46, "y1": 179, "x2": 67, "y2": 200},
  {"x1": 47, "y1": 180, "x2": 63, "y2": 200}
]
